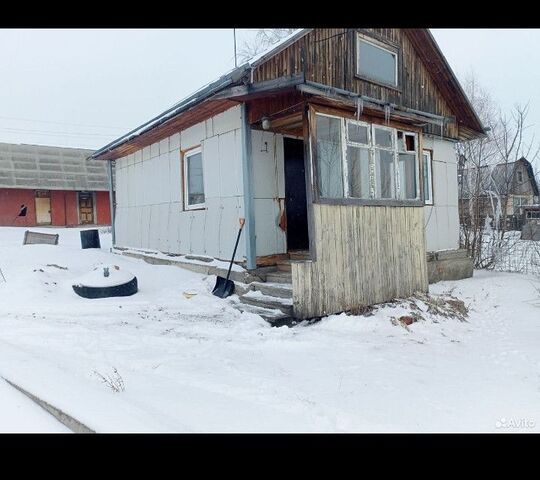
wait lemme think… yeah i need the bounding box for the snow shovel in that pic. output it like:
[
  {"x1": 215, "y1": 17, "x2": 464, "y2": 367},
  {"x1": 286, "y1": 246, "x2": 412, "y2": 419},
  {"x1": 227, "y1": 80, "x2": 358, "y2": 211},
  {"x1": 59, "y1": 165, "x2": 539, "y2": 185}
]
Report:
[{"x1": 212, "y1": 218, "x2": 245, "y2": 299}]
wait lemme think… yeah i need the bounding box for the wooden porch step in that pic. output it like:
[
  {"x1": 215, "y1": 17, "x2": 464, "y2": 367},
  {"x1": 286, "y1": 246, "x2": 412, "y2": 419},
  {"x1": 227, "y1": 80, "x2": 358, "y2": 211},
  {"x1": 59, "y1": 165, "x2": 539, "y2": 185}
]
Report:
[
  {"x1": 249, "y1": 281, "x2": 292, "y2": 299},
  {"x1": 276, "y1": 261, "x2": 292, "y2": 272},
  {"x1": 265, "y1": 271, "x2": 292, "y2": 284},
  {"x1": 288, "y1": 250, "x2": 310, "y2": 261}
]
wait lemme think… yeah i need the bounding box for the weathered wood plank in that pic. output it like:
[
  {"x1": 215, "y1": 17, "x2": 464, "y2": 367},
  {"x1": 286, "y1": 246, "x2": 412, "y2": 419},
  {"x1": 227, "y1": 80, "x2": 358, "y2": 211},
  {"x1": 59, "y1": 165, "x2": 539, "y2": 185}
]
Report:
[{"x1": 291, "y1": 204, "x2": 428, "y2": 319}]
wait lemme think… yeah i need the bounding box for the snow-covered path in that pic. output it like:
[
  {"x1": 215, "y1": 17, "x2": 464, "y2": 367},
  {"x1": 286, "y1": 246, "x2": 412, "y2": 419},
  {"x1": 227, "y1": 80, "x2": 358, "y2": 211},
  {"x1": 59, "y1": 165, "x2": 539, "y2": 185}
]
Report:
[
  {"x1": 0, "y1": 378, "x2": 69, "y2": 433},
  {"x1": 0, "y1": 226, "x2": 539, "y2": 432}
]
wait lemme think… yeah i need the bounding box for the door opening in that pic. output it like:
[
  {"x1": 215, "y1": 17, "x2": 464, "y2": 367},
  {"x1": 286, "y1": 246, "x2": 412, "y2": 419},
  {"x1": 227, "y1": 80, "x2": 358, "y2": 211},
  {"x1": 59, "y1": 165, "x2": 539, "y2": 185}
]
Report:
[
  {"x1": 283, "y1": 137, "x2": 309, "y2": 252},
  {"x1": 35, "y1": 190, "x2": 51, "y2": 225},
  {"x1": 78, "y1": 192, "x2": 95, "y2": 224}
]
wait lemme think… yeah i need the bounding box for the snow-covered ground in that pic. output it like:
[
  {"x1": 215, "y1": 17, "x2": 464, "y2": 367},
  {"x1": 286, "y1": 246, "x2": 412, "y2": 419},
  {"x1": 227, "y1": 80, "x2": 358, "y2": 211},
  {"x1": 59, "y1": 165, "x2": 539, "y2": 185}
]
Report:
[
  {"x1": 0, "y1": 226, "x2": 539, "y2": 432},
  {"x1": 0, "y1": 378, "x2": 69, "y2": 433}
]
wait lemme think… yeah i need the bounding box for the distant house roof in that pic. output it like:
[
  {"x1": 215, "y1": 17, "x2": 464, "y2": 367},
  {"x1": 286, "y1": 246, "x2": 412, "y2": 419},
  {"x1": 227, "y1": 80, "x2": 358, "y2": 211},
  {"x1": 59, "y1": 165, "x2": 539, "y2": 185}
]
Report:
[
  {"x1": 0, "y1": 142, "x2": 110, "y2": 191},
  {"x1": 91, "y1": 28, "x2": 484, "y2": 161},
  {"x1": 459, "y1": 157, "x2": 539, "y2": 198}
]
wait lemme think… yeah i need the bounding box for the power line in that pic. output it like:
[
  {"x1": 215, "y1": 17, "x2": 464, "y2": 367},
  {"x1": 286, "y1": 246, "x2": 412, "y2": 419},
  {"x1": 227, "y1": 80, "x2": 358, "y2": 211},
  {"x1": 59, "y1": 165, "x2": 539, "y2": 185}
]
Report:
[
  {"x1": 0, "y1": 126, "x2": 117, "y2": 138},
  {"x1": 0, "y1": 115, "x2": 127, "y2": 131}
]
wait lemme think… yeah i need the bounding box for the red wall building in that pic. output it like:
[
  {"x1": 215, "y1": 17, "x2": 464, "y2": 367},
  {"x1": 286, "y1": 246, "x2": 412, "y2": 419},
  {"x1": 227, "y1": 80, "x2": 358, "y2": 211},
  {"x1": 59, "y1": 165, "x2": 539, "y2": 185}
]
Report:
[{"x1": 0, "y1": 143, "x2": 113, "y2": 227}]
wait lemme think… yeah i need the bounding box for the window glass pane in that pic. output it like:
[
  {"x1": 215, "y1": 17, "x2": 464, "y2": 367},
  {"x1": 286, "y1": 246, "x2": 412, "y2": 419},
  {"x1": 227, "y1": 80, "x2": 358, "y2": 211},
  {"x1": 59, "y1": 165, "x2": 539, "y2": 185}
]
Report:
[
  {"x1": 374, "y1": 149, "x2": 395, "y2": 199},
  {"x1": 399, "y1": 153, "x2": 417, "y2": 199},
  {"x1": 187, "y1": 151, "x2": 205, "y2": 205},
  {"x1": 374, "y1": 127, "x2": 393, "y2": 148},
  {"x1": 357, "y1": 38, "x2": 397, "y2": 85},
  {"x1": 423, "y1": 153, "x2": 432, "y2": 203},
  {"x1": 347, "y1": 122, "x2": 369, "y2": 144},
  {"x1": 316, "y1": 115, "x2": 344, "y2": 198},
  {"x1": 347, "y1": 146, "x2": 370, "y2": 199}
]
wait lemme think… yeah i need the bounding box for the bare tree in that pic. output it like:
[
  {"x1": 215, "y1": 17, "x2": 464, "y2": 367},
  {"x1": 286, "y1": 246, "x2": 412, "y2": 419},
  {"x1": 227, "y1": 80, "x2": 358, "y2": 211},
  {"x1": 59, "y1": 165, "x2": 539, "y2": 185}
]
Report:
[
  {"x1": 457, "y1": 73, "x2": 499, "y2": 266},
  {"x1": 237, "y1": 29, "x2": 297, "y2": 64},
  {"x1": 458, "y1": 72, "x2": 540, "y2": 269}
]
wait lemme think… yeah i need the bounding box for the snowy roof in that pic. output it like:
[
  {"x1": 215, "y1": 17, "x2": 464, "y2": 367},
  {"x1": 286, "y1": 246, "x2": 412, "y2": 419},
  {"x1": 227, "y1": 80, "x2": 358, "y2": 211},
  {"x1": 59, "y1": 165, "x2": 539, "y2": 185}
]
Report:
[
  {"x1": 91, "y1": 29, "x2": 310, "y2": 161},
  {"x1": 0, "y1": 142, "x2": 110, "y2": 191}
]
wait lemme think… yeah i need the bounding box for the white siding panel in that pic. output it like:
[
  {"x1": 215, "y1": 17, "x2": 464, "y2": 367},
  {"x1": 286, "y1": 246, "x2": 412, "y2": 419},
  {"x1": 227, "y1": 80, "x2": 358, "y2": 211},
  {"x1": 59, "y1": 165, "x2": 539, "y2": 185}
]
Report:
[
  {"x1": 219, "y1": 196, "x2": 245, "y2": 260},
  {"x1": 219, "y1": 130, "x2": 242, "y2": 198},
  {"x1": 169, "y1": 133, "x2": 180, "y2": 152},
  {"x1": 203, "y1": 135, "x2": 220, "y2": 198},
  {"x1": 168, "y1": 150, "x2": 182, "y2": 204},
  {"x1": 424, "y1": 136, "x2": 460, "y2": 252},
  {"x1": 159, "y1": 138, "x2": 169, "y2": 156},
  {"x1": 254, "y1": 198, "x2": 286, "y2": 257},
  {"x1": 113, "y1": 106, "x2": 245, "y2": 260},
  {"x1": 204, "y1": 197, "x2": 222, "y2": 258},
  {"x1": 158, "y1": 203, "x2": 170, "y2": 252},
  {"x1": 213, "y1": 105, "x2": 241, "y2": 136},
  {"x1": 181, "y1": 122, "x2": 205, "y2": 150},
  {"x1": 142, "y1": 146, "x2": 151, "y2": 162}
]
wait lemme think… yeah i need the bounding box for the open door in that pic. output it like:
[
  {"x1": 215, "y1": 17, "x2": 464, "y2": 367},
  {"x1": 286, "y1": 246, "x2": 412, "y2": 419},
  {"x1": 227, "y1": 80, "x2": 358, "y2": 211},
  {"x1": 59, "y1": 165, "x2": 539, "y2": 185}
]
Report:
[{"x1": 283, "y1": 137, "x2": 309, "y2": 252}]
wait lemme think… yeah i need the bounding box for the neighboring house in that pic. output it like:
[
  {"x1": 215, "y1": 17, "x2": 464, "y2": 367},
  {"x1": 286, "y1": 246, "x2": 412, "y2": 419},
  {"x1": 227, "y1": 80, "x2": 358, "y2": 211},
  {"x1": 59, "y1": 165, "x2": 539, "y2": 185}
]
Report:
[
  {"x1": 91, "y1": 28, "x2": 485, "y2": 320},
  {"x1": 458, "y1": 156, "x2": 539, "y2": 230},
  {"x1": 0, "y1": 142, "x2": 112, "y2": 227}
]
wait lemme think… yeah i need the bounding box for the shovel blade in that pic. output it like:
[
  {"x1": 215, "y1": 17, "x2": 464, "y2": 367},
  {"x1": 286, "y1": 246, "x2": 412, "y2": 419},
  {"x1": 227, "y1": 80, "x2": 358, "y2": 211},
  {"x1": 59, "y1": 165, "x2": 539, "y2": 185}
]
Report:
[{"x1": 212, "y1": 276, "x2": 235, "y2": 298}]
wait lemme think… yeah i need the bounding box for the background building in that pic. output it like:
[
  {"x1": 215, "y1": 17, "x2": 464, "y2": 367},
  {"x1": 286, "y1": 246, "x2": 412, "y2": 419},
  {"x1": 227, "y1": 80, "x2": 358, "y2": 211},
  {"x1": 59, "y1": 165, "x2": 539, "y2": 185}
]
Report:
[{"x1": 0, "y1": 142, "x2": 112, "y2": 227}]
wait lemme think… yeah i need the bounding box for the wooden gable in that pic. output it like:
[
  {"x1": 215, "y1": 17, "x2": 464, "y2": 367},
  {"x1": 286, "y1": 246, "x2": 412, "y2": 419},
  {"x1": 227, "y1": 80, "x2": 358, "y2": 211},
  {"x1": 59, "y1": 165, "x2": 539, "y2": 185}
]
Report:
[{"x1": 251, "y1": 28, "x2": 481, "y2": 140}]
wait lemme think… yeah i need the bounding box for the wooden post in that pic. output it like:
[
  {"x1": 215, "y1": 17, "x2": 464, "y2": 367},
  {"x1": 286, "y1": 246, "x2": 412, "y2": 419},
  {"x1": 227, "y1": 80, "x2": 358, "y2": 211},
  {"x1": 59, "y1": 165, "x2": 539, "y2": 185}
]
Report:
[
  {"x1": 107, "y1": 160, "x2": 116, "y2": 246},
  {"x1": 241, "y1": 102, "x2": 256, "y2": 270}
]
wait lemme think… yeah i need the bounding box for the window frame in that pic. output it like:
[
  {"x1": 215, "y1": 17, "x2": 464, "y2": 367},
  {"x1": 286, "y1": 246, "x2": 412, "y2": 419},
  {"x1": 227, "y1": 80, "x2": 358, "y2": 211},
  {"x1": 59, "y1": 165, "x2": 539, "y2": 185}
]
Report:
[
  {"x1": 313, "y1": 111, "x2": 422, "y2": 207},
  {"x1": 355, "y1": 33, "x2": 399, "y2": 89},
  {"x1": 422, "y1": 149, "x2": 434, "y2": 205},
  {"x1": 182, "y1": 145, "x2": 206, "y2": 211}
]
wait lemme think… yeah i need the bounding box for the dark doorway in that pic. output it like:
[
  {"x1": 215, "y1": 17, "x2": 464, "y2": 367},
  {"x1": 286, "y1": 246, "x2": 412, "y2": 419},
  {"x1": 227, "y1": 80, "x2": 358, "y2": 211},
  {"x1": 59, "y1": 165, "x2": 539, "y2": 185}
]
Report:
[{"x1": 284, "y1": 137, "x2": 309, "y2": 251}]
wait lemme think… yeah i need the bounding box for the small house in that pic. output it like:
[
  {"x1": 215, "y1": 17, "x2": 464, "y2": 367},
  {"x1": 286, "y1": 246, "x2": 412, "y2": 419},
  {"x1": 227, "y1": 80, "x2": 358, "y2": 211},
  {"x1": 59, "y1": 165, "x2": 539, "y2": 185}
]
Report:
[
  {"x1": 459, "y1": 156, "x2": 539, "y2": 231},
  {"x1": 91, "y1": 28, "x2": 485, "y2": 320}
]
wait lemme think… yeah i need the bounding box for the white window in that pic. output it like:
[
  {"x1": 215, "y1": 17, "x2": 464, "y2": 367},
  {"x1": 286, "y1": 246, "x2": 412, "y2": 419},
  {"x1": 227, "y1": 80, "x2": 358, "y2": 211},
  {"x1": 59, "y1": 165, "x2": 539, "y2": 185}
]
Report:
[
  {"x1": 183, "y1": 147, "x2": 205, "y2": 209},
  {"x1": 357, "y1": 35, "x2": 398, "y2": 87},
  {"x1": 422, "y1": 150, "x2": 434, "y2": 205},
  {"x1": 315, "y1": 113, "x2": 419, "y2": 202},
  {"x1": 315, "y1": 114, "x2": 344, "y2": 198}
]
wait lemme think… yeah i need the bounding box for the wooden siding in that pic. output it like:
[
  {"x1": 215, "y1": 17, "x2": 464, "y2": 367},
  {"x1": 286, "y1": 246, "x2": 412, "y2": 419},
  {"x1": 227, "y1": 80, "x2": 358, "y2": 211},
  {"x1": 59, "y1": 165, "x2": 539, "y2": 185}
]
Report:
[
  {"x1": 291, "y1": 204, "x2": 428, "y2": 319},
  {"x1": 252, "y1": 29, "x2": 459, "y2": 139}
]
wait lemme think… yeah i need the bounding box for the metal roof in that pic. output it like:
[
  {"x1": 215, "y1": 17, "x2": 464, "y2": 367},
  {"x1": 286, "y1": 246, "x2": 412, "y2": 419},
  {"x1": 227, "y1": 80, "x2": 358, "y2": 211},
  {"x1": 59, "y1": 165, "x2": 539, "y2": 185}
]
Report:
[
  {"x1": 90, "y1": 29, "x2": 311, "y2": 161},
  {"x1": 0, "y1": 142, "x2": 110, "y2": 191}
]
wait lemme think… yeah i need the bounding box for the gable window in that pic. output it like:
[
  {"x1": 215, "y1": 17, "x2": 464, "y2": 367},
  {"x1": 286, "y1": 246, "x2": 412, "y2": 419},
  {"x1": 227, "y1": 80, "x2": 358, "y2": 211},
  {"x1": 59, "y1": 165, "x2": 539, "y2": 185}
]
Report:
[
  {"x1": 517, "y1": 170, "x2": 523, "y2": 183},
  {"x1": 315, "y1": 113, "x2": 420, "y2": 204},
  {"x1": 356, "y1": 35, "x2": 398, "y2": 87},
  {"x1": 422, "y1": 149, "x2": 434, "y2": 205},
  {"x1": 183, "y1": 146, "x2": 205, "y2": 209}
]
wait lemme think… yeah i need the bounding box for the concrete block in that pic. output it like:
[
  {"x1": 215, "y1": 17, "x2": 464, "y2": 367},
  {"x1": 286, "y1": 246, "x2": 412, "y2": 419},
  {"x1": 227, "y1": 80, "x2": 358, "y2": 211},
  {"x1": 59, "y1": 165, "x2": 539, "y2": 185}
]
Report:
[{"x1": 427, "y1": 249, "x2": 473, "y2": 283}]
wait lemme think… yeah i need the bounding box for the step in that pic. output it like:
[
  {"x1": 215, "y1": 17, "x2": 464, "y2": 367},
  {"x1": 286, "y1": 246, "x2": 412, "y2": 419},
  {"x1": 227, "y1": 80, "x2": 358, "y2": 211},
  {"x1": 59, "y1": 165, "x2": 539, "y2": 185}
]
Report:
[
  {"x1": 288, "y1": 250, "x2": 310, "y2": 261},
  {"x1": 277, "y1": 262, "x2": 292, "y2": 272},
  {"x1": 232, "y1": 302, "x2": 291, "y2": 323},
  {"x1": 265, "y1": 271, "x2": 292, "y2": 284},
  {"x1": 249, "y1": 281, "x2": 292, "y2": 299},
  {"x1": 239, "y1": 291, "x2": 294, "y2": 317}
]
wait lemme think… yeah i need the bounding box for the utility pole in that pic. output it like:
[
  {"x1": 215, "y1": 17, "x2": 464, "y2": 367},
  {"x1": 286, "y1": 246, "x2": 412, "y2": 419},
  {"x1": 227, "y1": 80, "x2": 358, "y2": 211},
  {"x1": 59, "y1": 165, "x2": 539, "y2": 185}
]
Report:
[{"x1": 233, "y1": 29, "x2": 238, "y2": 68}]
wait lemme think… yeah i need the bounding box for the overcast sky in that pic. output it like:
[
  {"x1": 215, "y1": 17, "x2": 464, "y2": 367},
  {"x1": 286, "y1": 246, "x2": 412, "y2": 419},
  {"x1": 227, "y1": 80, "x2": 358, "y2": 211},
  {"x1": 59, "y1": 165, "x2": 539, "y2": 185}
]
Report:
[{"x1": 1, "y1": 28, "x2": 539, "y2": 154}]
